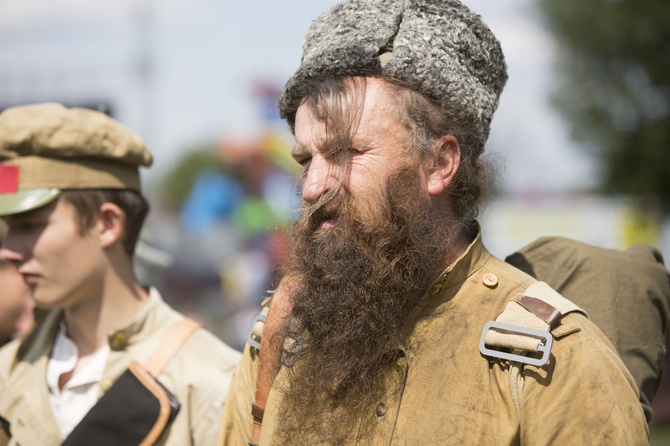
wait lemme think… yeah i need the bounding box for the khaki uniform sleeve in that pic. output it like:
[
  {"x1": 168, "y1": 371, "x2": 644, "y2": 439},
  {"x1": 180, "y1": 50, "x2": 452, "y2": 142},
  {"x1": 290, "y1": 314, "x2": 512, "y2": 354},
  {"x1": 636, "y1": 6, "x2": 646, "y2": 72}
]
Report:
[
  {"x1": 0, "y1": 341, "x2": 20, "y2": 446},
  {"x1": 218, "y1": 343, "x2": 257, "y2": 446},
  {"x1": 0, "y1": 345, "x2": 10, "y2": 446},
  {"x1": 520, "y1": 315, "x2": 649, "y2": 445},
  {"x1": 159, "y1": 328, "x2": 242, "y2": 446},
  {"x1": 189, "y1": 357, "x2": 239, "y2": 445}
]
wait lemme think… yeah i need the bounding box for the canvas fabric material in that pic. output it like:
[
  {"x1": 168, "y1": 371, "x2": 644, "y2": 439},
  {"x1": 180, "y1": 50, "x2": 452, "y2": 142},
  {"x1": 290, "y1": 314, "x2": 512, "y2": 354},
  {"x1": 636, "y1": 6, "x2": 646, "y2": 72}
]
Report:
[
  {"x1": 219, "y1": 233, "x2": 648, "y2": 445},
  {"x1": 0, "y1": 103, "x2": 152, "y2": 168},
  {"x1": 0, "y1": 289, "x2": 241, "y2": 446},
  {"x1": 483, "y1": 281, "x2": 587, "y2": 351},
  {"x1": 0, "y1": 102, "x2": 153, "y2": 215},
  {"x1": 1, "y1": 156, "x2": 142, "y2": 192},
  {"x1": 506, "y1": 236, "x2": 670, "y2": 423}
]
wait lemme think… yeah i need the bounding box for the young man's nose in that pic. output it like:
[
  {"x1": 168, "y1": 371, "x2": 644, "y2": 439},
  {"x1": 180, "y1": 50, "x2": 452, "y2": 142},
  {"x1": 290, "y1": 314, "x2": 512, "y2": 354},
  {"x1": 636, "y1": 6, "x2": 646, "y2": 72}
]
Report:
[{"x1": 301, "y1": 157, "x2": 341, "y2": 204}]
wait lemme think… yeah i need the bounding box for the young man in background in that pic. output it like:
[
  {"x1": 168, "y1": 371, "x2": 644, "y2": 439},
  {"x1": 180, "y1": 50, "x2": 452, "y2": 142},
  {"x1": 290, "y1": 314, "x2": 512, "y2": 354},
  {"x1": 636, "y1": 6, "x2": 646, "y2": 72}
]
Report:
[
  {"x1": 0, "y1": 222, "x2": 33, "y2": 347},
  {"x1": 0, "y1": 103, "x2": 240, "y2": 445}
]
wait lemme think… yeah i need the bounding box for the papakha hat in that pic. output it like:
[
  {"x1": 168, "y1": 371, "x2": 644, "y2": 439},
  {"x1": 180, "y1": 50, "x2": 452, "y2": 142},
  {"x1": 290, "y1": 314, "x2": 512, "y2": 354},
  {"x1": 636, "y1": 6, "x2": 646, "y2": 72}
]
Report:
[
  {"x1": 0, "y1": 103, "x2": 153, "y2": 216},
  {"x1": 279, "y1": 0, "x2": 507, "y2": 142}
]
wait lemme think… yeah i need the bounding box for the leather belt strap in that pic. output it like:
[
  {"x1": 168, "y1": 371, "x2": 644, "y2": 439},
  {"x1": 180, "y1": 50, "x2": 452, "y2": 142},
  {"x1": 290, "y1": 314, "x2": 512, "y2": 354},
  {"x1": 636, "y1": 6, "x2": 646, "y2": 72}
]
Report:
[
  {"x1": 249, "y1": 284, "x2": 294, "y2": 446},
  {"x1": 249, "y1": 302, "x2": 279, "y2": 446},
  {"x1": 251, "y1": 403, "x2": 265, "y2": 423},
  {"x1": 144, "y1": 317, "x2": 201, "y2": 377}
]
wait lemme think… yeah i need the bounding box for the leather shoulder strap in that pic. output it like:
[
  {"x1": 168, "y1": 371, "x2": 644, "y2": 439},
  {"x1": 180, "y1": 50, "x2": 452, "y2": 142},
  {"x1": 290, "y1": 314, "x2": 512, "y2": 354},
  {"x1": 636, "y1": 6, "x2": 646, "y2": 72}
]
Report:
[{"x1": 143, "y1": 317, "x2": 201, "y2": 377}]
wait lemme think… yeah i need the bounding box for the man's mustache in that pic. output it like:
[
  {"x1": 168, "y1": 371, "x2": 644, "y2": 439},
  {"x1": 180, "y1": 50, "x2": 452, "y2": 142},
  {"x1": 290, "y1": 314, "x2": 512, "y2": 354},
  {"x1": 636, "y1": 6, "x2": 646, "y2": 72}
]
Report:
[{"x1": 300, "y1": 194, "x2": 348, "y2": 232}]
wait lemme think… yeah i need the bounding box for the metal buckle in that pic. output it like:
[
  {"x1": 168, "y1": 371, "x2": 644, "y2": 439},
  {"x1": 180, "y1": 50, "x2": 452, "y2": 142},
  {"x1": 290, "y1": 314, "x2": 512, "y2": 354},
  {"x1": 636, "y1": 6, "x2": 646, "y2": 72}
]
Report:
[
  {"x1": 247, "y1": 312, "x2": 267, "y2": 350},
  {"x1": 479, "y1": 321, "x2": 553, "y2": 366}
]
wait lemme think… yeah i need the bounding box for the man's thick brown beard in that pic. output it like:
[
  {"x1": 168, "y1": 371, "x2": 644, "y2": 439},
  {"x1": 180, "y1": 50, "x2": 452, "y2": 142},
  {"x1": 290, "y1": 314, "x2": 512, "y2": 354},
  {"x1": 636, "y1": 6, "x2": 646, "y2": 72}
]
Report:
[{"x1": 274, "y1": 167, "x2": 456, "y2": 443}]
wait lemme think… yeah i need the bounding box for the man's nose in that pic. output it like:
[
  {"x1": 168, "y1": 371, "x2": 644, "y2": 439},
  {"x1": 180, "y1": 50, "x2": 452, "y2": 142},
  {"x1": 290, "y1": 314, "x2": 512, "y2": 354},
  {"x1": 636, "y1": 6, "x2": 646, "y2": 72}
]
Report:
[{"x1": 301, "y1": 156, "x2": 341, "y2": 204}]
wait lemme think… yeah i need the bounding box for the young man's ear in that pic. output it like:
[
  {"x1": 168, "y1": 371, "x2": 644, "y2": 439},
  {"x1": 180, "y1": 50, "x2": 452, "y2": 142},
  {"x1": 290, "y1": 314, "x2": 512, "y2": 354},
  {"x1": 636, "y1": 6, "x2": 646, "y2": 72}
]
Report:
[
  {"x1": 97, "y1": 203, "x2": 125, "y2": 248},
  {"x1": 426, "y1": 134, "x2": 461, "y2": 197}
]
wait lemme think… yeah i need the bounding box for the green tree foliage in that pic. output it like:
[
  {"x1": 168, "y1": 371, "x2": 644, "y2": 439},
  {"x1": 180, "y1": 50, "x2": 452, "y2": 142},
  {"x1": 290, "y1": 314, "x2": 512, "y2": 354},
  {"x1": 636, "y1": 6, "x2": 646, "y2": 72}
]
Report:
[
  {"x1": 537, "y1": 0, "x2": 670, "y2": 208},
  {"x1": 161, "y1": 143, "x2": 226, "y2": 208}
]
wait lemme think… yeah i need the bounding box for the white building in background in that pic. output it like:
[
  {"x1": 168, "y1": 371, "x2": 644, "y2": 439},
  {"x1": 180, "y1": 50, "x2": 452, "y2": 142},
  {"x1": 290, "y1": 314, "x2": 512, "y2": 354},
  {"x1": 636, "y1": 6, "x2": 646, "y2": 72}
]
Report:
[{"x1": 482, "y1": 194, "x2": 670, "y2": 261}]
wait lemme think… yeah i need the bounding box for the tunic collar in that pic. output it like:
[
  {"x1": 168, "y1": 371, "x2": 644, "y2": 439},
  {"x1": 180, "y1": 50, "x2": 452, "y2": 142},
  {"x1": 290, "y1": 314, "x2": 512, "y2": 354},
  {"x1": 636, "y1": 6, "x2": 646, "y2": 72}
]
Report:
[
  {"x1": 429, "y1": 228, "x2": 489, "y2": 295},
  {"x1": 401, "y1": 227, "x2": 490, "y2": 346},
  {"x1": 106, "y1": 288, "x2": 161, "y2": 351}
]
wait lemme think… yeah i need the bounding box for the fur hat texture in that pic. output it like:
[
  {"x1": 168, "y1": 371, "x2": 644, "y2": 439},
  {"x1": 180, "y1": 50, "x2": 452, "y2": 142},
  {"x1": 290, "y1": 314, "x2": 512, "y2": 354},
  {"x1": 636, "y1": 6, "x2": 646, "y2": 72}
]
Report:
[{"x1": 279, "y1": 0, "x2": 508, "y2": 142}]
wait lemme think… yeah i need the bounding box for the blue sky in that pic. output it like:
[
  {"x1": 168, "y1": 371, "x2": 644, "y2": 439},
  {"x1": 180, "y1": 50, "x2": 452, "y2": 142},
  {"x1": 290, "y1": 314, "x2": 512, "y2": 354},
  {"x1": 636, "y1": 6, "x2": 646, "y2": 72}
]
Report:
[{"x1": 0, "y1": 0, "x2": 597, "y2": 195}]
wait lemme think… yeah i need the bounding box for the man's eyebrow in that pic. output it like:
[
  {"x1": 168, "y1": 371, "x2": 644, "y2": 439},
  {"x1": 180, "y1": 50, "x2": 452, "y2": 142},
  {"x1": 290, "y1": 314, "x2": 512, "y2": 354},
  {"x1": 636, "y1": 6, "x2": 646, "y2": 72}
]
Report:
[
  {"x1": 292, "y1": 135, "x2": 347, "y2": 158},
  {"x1": 291, "y1": 142, "x2": 307, "y2": 157}
]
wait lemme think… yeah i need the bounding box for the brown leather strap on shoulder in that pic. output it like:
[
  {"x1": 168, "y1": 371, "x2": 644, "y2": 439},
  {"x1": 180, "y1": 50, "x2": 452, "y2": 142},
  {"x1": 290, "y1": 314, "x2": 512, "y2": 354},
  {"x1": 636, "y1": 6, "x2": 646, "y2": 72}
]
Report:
[
  {"x1": 517, "y1": 295, "x2": 561, "y2": 327},
  {"x1": 143, "y1": 317, "x2": 201, "y2": 377}
]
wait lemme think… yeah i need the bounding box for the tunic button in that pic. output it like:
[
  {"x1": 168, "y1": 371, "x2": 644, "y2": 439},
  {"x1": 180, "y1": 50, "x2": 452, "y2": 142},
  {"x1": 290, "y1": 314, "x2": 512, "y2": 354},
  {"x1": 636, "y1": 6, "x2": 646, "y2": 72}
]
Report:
[
  {"x1": 483, "y1": 273, "x2": 498, "y2": 288},
  {"x1": 100, "y1": 378, "x2": 113, "y2": 392},
  {"x1": 430, "y1": 283, "x2": 443, "y2": 295},
  {"x1": 110, "y1": 332, "x2": 127, "y2": 350},
  {"x1": 375, "y1": 402, "x2": 387, "y2": 417}
]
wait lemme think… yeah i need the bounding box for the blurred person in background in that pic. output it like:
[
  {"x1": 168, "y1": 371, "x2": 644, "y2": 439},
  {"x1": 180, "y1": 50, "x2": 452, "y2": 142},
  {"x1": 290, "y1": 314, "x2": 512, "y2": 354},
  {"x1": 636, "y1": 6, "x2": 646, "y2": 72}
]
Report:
[
  {"x1": 0, "y1": 221, "x2": 34, "y2": 347},
  {"x1": 0, "y1": 103, "x2": 240, "y2": 445},
  {"x1": 175, "y1": 133, "x2": 299, "y2": 349}
]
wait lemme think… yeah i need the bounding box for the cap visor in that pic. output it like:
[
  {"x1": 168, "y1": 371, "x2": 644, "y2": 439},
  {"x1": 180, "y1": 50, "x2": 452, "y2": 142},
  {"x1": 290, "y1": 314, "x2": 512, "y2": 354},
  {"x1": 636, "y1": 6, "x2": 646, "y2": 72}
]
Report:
[{"x1": 0, "y1": 189, "x2": 62, "y2": 216}]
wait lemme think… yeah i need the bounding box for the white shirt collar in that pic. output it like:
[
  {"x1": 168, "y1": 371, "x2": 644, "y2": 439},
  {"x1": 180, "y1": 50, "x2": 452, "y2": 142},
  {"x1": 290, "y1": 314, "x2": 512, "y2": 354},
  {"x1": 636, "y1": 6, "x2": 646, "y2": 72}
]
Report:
[{"x1": 46, "y1": 318, "x2": 111, "y2": 438}]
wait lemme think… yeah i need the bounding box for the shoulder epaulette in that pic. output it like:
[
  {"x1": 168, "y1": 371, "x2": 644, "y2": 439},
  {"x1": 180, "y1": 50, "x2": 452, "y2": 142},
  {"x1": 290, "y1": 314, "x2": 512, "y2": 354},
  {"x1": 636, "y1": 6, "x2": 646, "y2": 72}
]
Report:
[{"x1": 479, "y1": 281, "x2": 587, "y2": 415}]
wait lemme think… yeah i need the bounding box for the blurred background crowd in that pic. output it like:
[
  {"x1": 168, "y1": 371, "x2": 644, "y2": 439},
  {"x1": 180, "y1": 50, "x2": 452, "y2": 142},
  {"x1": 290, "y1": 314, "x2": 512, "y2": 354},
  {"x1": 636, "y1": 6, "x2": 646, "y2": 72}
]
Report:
[{"x1": 1, "y1": 0, "x2": 668, "y2": 441}]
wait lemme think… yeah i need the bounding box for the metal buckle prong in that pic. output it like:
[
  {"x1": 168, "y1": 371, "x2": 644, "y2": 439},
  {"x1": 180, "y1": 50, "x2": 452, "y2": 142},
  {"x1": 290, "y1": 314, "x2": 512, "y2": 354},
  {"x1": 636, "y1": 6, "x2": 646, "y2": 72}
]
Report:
[
  {"x1": 247, "y1": 312, "x2": 267, "y2": 350},
  {"x1": 479, "y1": 321, "x2": 553, "y2": 367}
]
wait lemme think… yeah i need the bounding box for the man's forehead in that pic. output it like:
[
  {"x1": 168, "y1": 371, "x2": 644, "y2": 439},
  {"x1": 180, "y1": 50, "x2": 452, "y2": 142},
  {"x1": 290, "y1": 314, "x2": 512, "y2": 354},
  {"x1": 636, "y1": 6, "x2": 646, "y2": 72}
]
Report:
[
  {"x1": 292, "y1": 104, "x2": 331, "y2": 153},
  {"x1": 293, "y1": 80, "x2": 403, "y2": 151},
  {"x1": 292, "y1": 117, "x2": 357, "y2": 156}
]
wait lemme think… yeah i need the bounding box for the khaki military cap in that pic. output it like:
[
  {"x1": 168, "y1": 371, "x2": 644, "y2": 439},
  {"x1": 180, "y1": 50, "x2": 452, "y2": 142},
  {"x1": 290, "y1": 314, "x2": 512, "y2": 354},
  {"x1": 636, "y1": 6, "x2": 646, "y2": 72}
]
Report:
[{"x1": 0, "y1": 103, "x2": 153, "y2": 216}]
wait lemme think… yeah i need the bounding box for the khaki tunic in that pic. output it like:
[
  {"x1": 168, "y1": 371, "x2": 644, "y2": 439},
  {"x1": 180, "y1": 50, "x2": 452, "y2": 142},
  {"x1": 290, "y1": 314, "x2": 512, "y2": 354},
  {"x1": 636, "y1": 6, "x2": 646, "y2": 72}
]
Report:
[
  {"x1": 220, "y1": 234, "x2": 648, "y2": 445},
  {"x1": 0, "y1": 289, "x2": 241, "y2": 446}
]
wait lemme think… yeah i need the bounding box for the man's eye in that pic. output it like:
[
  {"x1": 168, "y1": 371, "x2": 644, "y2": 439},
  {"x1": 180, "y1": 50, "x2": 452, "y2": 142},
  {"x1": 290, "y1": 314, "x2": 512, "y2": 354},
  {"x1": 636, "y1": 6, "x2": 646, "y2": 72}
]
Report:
[
  {"x1": 13, "y1": 221, "x2": 43, "y2": 231},
  {"x1": 299, "y1": 157, "x2": 312, "y2": 167}
]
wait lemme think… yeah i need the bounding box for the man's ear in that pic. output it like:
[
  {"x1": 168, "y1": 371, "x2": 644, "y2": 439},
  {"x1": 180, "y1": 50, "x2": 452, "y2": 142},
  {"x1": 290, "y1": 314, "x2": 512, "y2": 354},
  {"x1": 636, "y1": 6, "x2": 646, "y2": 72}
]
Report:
[
  {"x1": 426, "y1": 134, "x2": 461, "y2": 197},
  {"x1": 97, "y1": 203, "x2": 125, "y2": 249}
]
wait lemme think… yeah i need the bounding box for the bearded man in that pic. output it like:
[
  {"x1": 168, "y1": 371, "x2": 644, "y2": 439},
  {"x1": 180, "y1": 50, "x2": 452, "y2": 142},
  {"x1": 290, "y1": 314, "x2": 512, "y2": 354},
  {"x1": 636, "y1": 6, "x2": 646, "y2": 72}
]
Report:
[{"x1": 219, "y1": 1, "x2": 648, "y2": 444}]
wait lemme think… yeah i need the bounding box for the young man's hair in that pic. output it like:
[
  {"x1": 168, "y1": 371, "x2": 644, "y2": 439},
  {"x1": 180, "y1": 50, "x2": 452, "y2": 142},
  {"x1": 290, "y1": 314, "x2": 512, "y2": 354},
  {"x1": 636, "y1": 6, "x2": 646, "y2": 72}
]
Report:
[
  {"x1": 296, "y1": 75, "x2": 497, "y2": 226},
  {"x1": 61, "y1": 189, "x2": 149, "y2": 257}
]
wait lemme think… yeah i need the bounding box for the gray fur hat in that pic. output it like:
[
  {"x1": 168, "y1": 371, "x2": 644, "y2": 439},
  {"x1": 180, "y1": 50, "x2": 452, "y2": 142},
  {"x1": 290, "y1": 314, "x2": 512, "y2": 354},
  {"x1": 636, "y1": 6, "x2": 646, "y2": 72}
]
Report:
[{"x1": 279, "y1": 0, "x2": 507, "y2": 142}]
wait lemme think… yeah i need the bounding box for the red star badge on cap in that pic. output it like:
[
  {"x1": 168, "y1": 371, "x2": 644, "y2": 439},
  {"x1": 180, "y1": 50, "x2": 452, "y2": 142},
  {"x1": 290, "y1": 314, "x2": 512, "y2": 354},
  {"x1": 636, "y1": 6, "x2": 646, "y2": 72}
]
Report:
[{"x1": 0, "y1": 165, "x2": 19, "y2": 194}]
